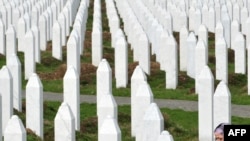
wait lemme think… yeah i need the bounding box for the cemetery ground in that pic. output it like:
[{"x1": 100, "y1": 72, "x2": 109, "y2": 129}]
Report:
[{"x1": 1, "y1": 0, "x2": 250, "y2": 141}]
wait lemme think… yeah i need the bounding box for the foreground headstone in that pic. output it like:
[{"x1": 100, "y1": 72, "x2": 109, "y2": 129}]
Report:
[
  {"x1": 26, "y1": 73, "x2": 43, "y2": 139},
  {"x1": 157, "y1": 131, "x2": 174, "y2": 141},
  {"x1": 63, "y1": 66, "x2": 80, "y2": 131},
  {"x1": 216, "y1": 37, "x2": 228, "y2": 84},
  {"x1": 0, "y1": 66, "x2": 13, "y2": 134},
  {"x1": 54, "y1": 102, "x2": 75, "y2": 141},
  {"x1": 198, "y1": 66, "x2": 214, "y2": 141},
  {"x1": 136, "y1": 103, "x2": 164, "y2": 141},
  {"x1": 133, "y1": 81, "x2": 153, "y2": 137},
  {"x1": 7, "y1": 54, "x2": 22, "y2": 112},
  {"x1": 97, "y1": 59, "x2": 112, "y2": 115},
  {"x1": 98, "y1": 116, "x2": 121, "y2": 141},
  {"x1": 213, "y1": 81, "x2": 231, "y2": 130},
  {"x1": 98, "y1": 94, "x2": 117, "y2": 131},
  {"x1": 4, "y1": 115, "x2": 26, "y2": 141},
  {"x1": 131, "y1": 65, "x2": 147, "y2": 136}
]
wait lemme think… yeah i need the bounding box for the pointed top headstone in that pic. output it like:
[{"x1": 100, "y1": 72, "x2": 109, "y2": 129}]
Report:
[
  {"x1": 198, "y1": 65, "x2": 214, "y2": 80},
  {"x1": 97, "y1": 59, "x2": 112, "y2": 73},
  {"x1": 131, "y1": 65, "x2": 147, "y2": 80},
  {"x1": 157, "y1": 130, "x2": 174, "y2": 141}
]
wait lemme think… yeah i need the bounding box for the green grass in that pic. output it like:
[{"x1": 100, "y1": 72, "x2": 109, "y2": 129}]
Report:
[{"x1": 13, "y1": 101, "x2": 250, "y2": 141}]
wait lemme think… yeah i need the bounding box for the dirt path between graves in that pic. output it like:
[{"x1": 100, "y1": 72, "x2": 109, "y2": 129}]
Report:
[{"x1": 22, "y1": 91, "x2": 250, "y2": 118}]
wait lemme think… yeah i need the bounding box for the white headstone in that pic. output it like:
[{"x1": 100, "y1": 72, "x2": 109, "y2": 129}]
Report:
[
  {"x1": 133, "y1": 81, "x2": 153, "y2": 136},
  {"x1": 233, "y1": 33, "x2": 246, "y2": 74},
  {"x1": 138, "y1": 33, "x2": 150, "y2": 75},
  {"x1": 4, "y1": 115, "x2": 26, "y2": 141},
  {"x1": 98, "y1": 116, "x2": 121, "y2": 141},
  {"x1": 157, "y1": 131, "x2": 174, "y2": 141},
  {"x1": 96, "y1": 59, "x2": 112, "y2": 114},
  {"x1": 6, "y1": 26, "x2": 17, "y2": 65},
  {"x1": 7, "y1": 54, "x2": 22, "y2": 112},
  {"x1": 198, "y1": 25, "x2": 208, "y2": 48},
  {"x1": 58, "y1": 13, "x2": 66, "y2": 46},
  {"x1": 216, "y1": 37, "x2": 228, "y2": 84},
  {"x1": 17, "y1": 17, "x2": 27, "y2": 52},
  {"x1": 187, "y1": 32, "x2": 197, "y2": 78},
  {"x1": 39, "y1": 15, "x2": 47, "y2": 51},
  {"x1": 92, "y1": 23, "x2": 102, "y2": 66},
  {"x1": 208, "y1": 6, "x2": 215, "y2": 32},
  {"x1": 67, "y1": 33, "x2": 80, "y2": 76},
  {"x1": 202, "y1": 4, "x2": 209, "y2": 28},
  {"x1": 198, "y1": 66, "x2": 214, "y2": 141},
  {"x1": 0, "y1": 66, "x2": 13, "y2": 134},
  {"x1": 194, "y1": 9, "x2": 202, "y2": 35},
  {"x1": 241, "y1": 7, "x2": 248, "y2": 35},
  {"x1": 189, "y1": 7, "x2": 196, "y2": 32},
  {"x1": 166, "y1": 35, "x2": 178, "y2": 89},
  {"x1": 231, "y1": 20, "x2": 240, "y2": 49},
  {"x1": 31, "y1": 26, "x2": 41, "y2": 63},
  {"x1": 213, "y1": 81, "x2": 231, "y2": 130},
  {"x1": 115, "y1": 36, "x2": 128, "y2": 88},
  {"x1": 54, "y1": 102, "x2": 75, "y2": 141},
  {"x1": 24, "y1": 30, "x2": 35, "y2": 80},
  {"x1": 52, "y1": 22, "x2": 62, "y2": 60},
  {"x1": 98, "y1": 94, "x2": 117, "y2": 131},
  {"x1": 195, "y1": 40, "x2": 208, "y2": 94},
  {"x1": 136, "y1": 103, "x2": 164, "y2": 141},
  {"x1": 63, "y1": 66, "x2": 80, "y2": 131},
  {"x1": 179, "y1": 26, "x2": 189, "y2": 71},
  {"x1": 221, "y1": 12, "x2": 231, "y2": 48},
  {"x1": 233, "y1": 3, "x2": 240, "y2": 22},
  {"x1": 246, "y1": 17, "x2": 250, "y2": 48},
  {"x1": 0, "y1": 18, "x2": 5, "y2": 55},
  {"x1": 26, "y1": 73, "x2": 43, "y2": 138}
]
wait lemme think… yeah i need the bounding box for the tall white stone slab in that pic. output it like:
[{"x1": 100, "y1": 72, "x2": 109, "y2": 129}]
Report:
[
  {"x1": 39, "y1": 15, "x2": 47, "y2": 51},
  {"x1": 216, "y1": 37, "x2": 228, "y2": 84},
  {"x1": 24, "y1": 30, "x2": 35, "y2": 80},
  {"x1": 52, "y1": 22, "x2": 62, "y2": 60},
  {"x1": 189, "y1": 6, "x2": 196, "y2": 32},
  {"x1": 194, "y1": 9, "x2": 202, "y2": 35},
  {"x1": 0, "y1": 66, "x2": 13, "y2": 134},
  {"x1": 92, "y1": 24, "x2": 102, "y2": 66},
  {"x1": 221, "y1": 13, "x2": 231, "y2": 48},
  {"x1": 67, "y1": 34, "x2": 80, "y2": 76},
  {"x1": 179, "y1": 10, "x2": 188, "y2": 29},
  {"x1": 0, "y1": 18, "x2": 5, "y2": 55},
  {"x1": 179, "y1": 26, "x2": 189, "y2": 71},
  {"x1": 208, "y1": 6, "x2": 215, "y2": 33},
  {"x1": 202, "y1": 4, "x2": 209, "y2": 28},
  {"x1": 166, "y1": 35, "x2": 178, "y2": 89},
  {"x1": 159, "y1": 31, "x2": 169, "y2": 71},
  {"x1": 58, "y1": 13, "x2": 66, "y2": 46},
  {"x1": 13, "y1": 9, "x2": 21, "y2": 30},
  {"x1": 26, "y1": 73, "x2": 43, "y2": 139},
  {"x1": 6, "y1": 26, "x2": 17, "y2": 65},
  {"x1": 187, "y1": 32, "x2": 197, "y2": 78},
  {"x1": 195, "y1": 40, "x2": 208, "y2": 94},
  {"x1": 136, "y1": 103, "x2": 164, "y2": 141},
  {"x1": 115, "y1": 36, "x2": 128, "y2": 88},
  {"x1": 215, "y1": 22, "x2": 224, "y2": 44},
  {"x1": 138, "y1": 33, "x2": 150, "y2": 75},
  {"x1": 157, "y1": 131, "x2": 174, "y2": 141},
  {"x1": 198, "y1": 25, "x2": 208, "y2": 48},
  {"x1": 7, "y1": 54, "x2": 22, "y2": 112},
  {"x1": 98, "y1": 116, "x2": 121, "y2": 141},
  {"x1": 231, "y1": 20, "x2": 240, "y2": 49},
  {"x1": 241, "y1": 7, "x2": 248, "y2": 35},
  {"x1": 131, "y1": 65, "x2": 147, "y2": 136},
  {"x1": 98, "y1": 94, "x2": 117, "y2": 131},
  {"x1": 233, "y1": 3, "x2": 240, "y2": 22},
  {"x1": 133, "y1": 81, "x2": 153, "y2": 137},
  {"x1": 198, "y1": 66, "x2": 214, "y2": 141},
  {"x1": 17, "y1": 17, "x2": 26, "y2": 52},
  {"x1": 1, "y1": 6, "x2": 8, "y2": 31},
  {"x1": 54, "y1": 102, "x2": 75, "y2": 141},
  {"x1": 246, "y1": 17, "x2": 250, "y2": 48},
  {"x1": 31, "y1": 26, "x2": 41, "y2": 63},
  {"x1": 31, "y1": 7, "x2": 39, "y2": 27},
  {"x1": 4, "y1": 115, "x2": 26, "y2": 141},
  {"x1": 73, "y1": 20, "x2": 83, "y2": 55},
  {"x1": 213, "y1": 81, "x2": 231, "y2": 131},
  {"x1": 63, "y1": 66, "x2": 80, "y2": 131},
  {"x1": 233, "y1": 33, "x2": 246, "y2": 74}
]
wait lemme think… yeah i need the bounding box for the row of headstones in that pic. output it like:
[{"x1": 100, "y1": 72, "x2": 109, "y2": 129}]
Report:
[
  {"x1": 97, "y1": 59, "x2": 174, "y2": 141},
  {"x1": 115, "y1": 0, "x2": 151, "y2": 76}
]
